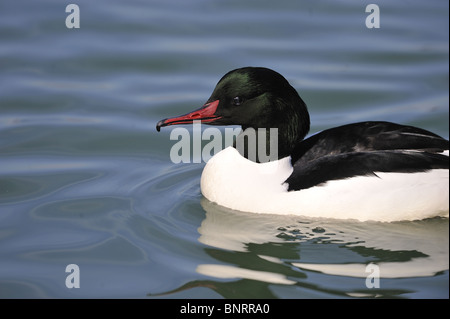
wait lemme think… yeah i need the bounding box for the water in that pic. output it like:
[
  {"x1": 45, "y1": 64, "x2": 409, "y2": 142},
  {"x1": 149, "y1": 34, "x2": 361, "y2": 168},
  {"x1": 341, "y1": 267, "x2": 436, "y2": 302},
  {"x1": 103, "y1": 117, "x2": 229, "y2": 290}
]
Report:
[{"x1": 0, "y1": 0, "x2": 448, "y2": 299}]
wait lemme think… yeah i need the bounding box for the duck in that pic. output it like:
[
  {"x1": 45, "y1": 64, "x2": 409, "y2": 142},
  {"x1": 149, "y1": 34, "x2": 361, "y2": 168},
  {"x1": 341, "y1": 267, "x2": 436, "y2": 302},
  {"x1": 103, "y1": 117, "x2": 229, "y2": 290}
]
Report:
[{"x1": 156, "y1": 67, "x2": 449, "y2": 222}]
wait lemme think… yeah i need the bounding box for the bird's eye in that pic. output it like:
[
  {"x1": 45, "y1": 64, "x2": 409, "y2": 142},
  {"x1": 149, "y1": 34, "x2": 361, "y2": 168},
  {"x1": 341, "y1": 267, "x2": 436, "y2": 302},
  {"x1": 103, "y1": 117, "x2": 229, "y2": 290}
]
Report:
[{"x1": 233, "y1": 96, "x2": 242, "y2": 106}]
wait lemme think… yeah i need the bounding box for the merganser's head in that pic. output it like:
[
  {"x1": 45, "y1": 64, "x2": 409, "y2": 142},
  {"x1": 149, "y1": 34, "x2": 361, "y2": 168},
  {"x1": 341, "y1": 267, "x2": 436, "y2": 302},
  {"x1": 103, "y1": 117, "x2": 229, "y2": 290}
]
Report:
[{"x1": 157, "y1": 67, "x2": 310, "y2": 160}]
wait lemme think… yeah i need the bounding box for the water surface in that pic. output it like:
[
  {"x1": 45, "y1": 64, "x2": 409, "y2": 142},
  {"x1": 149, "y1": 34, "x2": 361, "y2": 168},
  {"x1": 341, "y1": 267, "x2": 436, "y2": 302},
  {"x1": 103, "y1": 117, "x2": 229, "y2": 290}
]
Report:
[{"x1": 0, "y1": 0, "x2": 448, "y2": 298}]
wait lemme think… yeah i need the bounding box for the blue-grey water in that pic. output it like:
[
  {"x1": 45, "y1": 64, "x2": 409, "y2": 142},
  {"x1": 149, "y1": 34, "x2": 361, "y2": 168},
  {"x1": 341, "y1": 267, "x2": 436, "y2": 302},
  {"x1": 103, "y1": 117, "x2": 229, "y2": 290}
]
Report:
[{"x1": 0, "y1": 0, "x2": 448, "y2": 299}]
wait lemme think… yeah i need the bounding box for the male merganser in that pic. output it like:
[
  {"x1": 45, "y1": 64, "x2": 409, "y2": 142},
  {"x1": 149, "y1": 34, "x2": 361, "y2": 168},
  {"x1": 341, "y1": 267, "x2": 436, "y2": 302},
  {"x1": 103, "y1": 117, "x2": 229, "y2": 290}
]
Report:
[{"x1": 156, "y1": 67, "x2": 449, "y2": 222}]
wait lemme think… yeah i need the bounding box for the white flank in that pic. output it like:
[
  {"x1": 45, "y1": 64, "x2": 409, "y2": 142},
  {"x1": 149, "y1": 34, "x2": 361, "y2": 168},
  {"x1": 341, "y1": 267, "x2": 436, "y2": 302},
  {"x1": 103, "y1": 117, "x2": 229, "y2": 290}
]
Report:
[{"x1": 200, "y1": 147, "x2": 449, "y2": 222}]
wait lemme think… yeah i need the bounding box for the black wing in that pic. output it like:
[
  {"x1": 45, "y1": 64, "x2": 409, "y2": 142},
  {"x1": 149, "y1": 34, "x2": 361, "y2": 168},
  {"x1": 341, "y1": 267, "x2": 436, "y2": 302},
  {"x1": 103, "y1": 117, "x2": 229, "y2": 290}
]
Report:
[{"x1": 286, "y1": 121, "x2": 449, "y2": 191}]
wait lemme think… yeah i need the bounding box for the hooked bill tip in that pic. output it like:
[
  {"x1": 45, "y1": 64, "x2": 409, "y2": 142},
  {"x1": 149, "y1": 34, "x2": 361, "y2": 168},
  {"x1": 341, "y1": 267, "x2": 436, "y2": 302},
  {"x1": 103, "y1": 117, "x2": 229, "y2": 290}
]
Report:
[{"x1": 156, "y1": 119, "x2": 165, "y2": 132}]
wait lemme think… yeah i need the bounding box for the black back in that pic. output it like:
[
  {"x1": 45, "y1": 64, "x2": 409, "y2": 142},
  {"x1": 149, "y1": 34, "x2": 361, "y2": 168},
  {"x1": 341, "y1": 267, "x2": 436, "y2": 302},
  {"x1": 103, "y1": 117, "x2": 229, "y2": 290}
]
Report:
[{"x1": 286, "y1": 121, "x2": 449, "y2": 191}]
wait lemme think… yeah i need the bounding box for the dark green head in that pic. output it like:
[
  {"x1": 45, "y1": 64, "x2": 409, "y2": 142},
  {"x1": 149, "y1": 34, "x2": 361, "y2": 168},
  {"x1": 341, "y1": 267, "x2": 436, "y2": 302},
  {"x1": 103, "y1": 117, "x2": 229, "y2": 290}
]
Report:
[{"x1": 157, "y1": 67, "x2": 311, "y2": 160}]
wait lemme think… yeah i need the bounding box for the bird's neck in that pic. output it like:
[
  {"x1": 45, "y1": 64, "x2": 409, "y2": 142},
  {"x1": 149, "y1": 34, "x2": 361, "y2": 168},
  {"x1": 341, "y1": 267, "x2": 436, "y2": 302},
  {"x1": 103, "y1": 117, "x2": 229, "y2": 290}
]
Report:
[
  {"x1": 235, "y1": 122, "x2": 309, "y2": 162},
  {"x1": 235, "y1": 97, "x2": 310, "y2": 162}
]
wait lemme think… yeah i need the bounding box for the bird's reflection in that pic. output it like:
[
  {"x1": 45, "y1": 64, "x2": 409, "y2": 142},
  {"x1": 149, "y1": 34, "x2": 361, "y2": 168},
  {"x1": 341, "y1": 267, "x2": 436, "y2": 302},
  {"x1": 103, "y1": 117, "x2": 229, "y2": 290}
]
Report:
[{"x1": 151, "y1": 197, "x2": 448, "y2": 298}]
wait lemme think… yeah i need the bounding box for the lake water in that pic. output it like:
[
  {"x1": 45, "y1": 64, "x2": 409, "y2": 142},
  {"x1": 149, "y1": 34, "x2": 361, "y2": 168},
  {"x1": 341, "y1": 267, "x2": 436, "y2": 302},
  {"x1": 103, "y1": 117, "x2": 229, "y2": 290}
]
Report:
[{"x1": 0, "y1": 0, "x2": 448, "y2": 299}]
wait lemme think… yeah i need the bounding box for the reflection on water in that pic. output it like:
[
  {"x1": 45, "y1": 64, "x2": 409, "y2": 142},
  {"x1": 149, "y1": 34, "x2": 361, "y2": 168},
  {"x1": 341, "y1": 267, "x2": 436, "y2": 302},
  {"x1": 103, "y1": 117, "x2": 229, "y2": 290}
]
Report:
[{"x1": 154, "y1": 198, "x2": 448, "y2": 298}]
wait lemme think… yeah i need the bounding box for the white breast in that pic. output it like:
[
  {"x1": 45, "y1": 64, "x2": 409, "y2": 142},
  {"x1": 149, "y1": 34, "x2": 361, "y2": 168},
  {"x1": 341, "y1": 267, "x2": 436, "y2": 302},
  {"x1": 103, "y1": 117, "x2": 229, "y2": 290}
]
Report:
[{"x1": 200, "y1": 147, "x2": 449, "y2": 222}]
